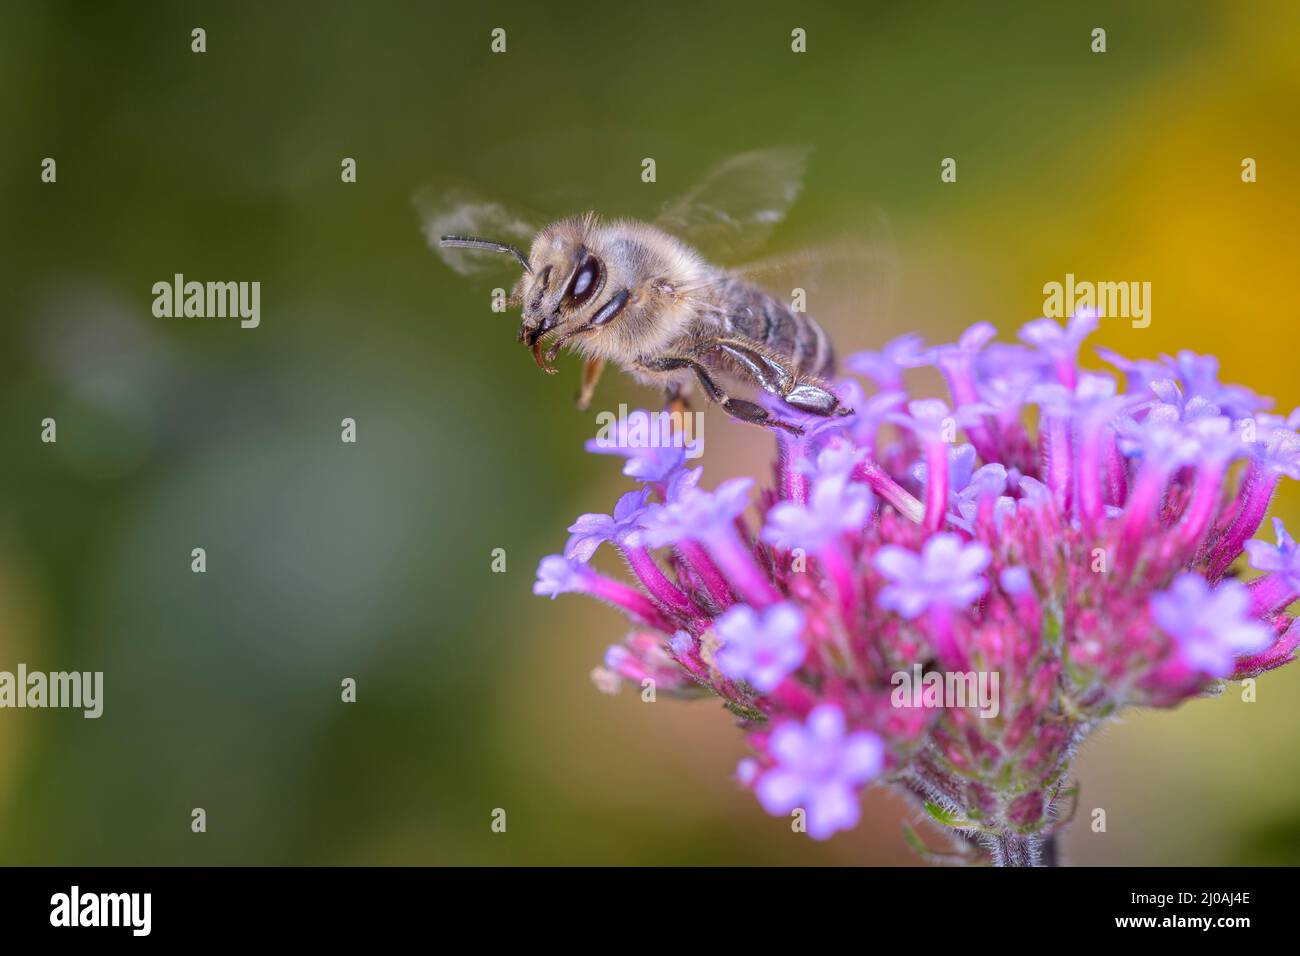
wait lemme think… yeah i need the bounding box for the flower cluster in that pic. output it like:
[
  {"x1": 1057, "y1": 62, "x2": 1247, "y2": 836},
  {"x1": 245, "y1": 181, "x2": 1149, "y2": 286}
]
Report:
[{"x1": 534, "y1": 313, "x2": 1300, "y2": 865}]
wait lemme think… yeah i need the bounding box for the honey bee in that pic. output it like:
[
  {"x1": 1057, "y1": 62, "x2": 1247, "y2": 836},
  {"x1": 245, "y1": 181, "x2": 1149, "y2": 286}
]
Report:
[{"x1": 420, "y1": 149, "x2": 862, "y2": 434}]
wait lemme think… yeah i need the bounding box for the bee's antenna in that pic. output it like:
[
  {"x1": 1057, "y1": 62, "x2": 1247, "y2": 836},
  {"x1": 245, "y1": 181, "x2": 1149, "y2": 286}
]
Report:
[{"x1": 439, "y1": 235, "x2": 533, "y2": 275}]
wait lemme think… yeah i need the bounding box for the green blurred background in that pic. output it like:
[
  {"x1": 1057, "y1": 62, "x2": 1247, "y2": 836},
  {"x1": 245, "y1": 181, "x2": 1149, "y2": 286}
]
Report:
[{"x1": 1, "y1": 0, "x2": 1298, "y2": 864}]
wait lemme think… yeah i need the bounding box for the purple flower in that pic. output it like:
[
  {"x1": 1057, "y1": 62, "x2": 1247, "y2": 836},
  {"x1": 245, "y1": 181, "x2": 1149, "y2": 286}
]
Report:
[
  {"x1": 1250, "y1": 424, "x2": 1300, "y2": 478},
  {"x1": 1028, "y1": 373, "x2": 1124, "y2": 416},
  {"x1": 846, "y1": 333, "x2": 927, "y2": 390},
  {"x1": 1257, "y1": 407, "x2": 1300, "y2": 433},
  {"x1": 596, "y1": 445, "x2": 687, "y2": 483},
  {"x1": 1151, "y1": 574, "x2": 1273, "y2": 677},
  {"x1": 890, "y1": 398, "x2": 990, "y2": 442},
  {"x1": 1098, "y1": 347, "x2": 1168, "y2": 396},
  {"x1": 584, "y1": 409, "x2": 701, "y2": 483},
  {"x1": 797, "y1": 439, "x2": 865, "y2": 481},
  {"x1": 1019, "y1": 311, "x2": 1099, "y2": 362},
  {"x1": 762, "y1": 475, "x2": 873, "y2": 551},
  {"x1": 565, "y1": 488, "x2": 650, "y2": 562},
  {"x1": 874, "y1": 533, "x2": 990, "y2": 618},
  {"x1": 736, "y1": 757, "x2": 760, "y2": 786},
  {"x1": 1146, "y1": 379, "x2": 1225, "y2": 424},
  {"x1": 642, "y1": 477, "x2": 753, "y2": 547},
  {"x1": 973, "y1": 341, "x2": 1052, "y2": 422},
  {"x1": 752, "y1": 704, "x2": 884, "y2": 840},
  {"x1": 1013, "y1": 474, "x2": 1052, "y2": 506},
  {"x1": 1164, "y1": 351, "x2": 1270, "y2": 420},
  {"x1": 841, "y1": 384, "x2": 907, "y2": 448},
  {"x1": 663, "y1": 465, "x2": 703, "y2": 502},
  {"x1": 533, "y1": 555, "x2": 587, "y2": 599},
  {"x1": 1246, "y1": 519, "x2": 1300, "y2": 589},
  {"x1": 714, "y1": 602, "x2": 806, "y2": 691},
  {"x1": 539, "y1": 317, "x2": 1298, "y2": 859},
  {"x1": 909, "y1": 443, "x2": 977, "y2": 494},
  {"x1": 1185, "y1": 415, "x2": 1245, "y2": 465},
  {"x1": 669, "y1": 631, "x2": 694, "y2": 656},
  {"x1": 954, "y1": 463, "x2": 1009, "y2": 525},
  {"x1": 1114, "y1": 416, "x2": 1202, "y2": 471},
  {"x1": 915, "y1": 322, "x2": 997, "y2": 372},
  {"x1": 904, "y1": 324, "x2": 999, "y2": 417},
  {"x1": 1000, "y1": 566, "x2": 1033, "y2": 595},
  {"x1": 976, "y1": 343, "x2": 1049, "y2": 395}
]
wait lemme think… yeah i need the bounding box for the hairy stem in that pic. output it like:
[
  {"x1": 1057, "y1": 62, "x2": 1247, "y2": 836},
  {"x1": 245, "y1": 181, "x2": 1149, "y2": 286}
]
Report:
[
  {"x1": 987, "y1": 832, "x2": 1043, "y2": 867},
  {"x1": 1041, "y1": 833, "x2": 1060, "y2": 867}
]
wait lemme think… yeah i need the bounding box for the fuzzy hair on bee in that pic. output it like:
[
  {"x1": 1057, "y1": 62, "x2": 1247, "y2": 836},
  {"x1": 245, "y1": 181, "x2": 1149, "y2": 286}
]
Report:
[{"x1": 427, "y1": 149, "x2": 857, "y2": 434}]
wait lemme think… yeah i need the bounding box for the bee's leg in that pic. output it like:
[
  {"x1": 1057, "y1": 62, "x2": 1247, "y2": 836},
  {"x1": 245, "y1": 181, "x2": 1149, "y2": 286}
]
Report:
[
  {"x1": 663, "y1": 384, "x2": 694, "y2": 437},
  {"x1": 640, "y1": 357, "x2": 803, "y2": 435},
  {"x1": 575, "y1": 356, "x2": 605, "y2": 411},
  {"x1": 544, "y1": 323, "x2": 598, "y2": 368},
  {"x1": 701, "y1": 341, "x2": 791, "y2": 394},
  {"x1": 784, "y1": 382, "x2": 851, "y2": 416},
  {"x1": 665, "y1": 383, "x2": 691, "y2": 420},
  {"x1": 697, "y1": 339, "x2": 851, "y2": 418}
]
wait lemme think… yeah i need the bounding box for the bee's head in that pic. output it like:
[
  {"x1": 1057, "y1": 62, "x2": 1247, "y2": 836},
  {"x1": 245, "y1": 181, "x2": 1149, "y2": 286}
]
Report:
[{"x1": 441, "y1": 216, "x2": 607, "y2": 373}]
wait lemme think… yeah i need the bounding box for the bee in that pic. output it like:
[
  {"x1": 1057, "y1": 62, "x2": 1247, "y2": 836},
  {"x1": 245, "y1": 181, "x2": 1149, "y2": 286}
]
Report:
[{"x1": 421, "y1": 149, "x2": 861, "y2": 434}]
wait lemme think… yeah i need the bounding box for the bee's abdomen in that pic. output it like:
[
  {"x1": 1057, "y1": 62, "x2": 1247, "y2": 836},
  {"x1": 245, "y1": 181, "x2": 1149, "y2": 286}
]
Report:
[{"x1": 719, "y1": 282, "x2": 835, "y2": 379}]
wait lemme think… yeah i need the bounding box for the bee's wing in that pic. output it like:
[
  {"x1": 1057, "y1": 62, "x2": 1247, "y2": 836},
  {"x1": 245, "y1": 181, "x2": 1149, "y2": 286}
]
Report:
[
  {"x1": 414, "y1": 186, "x2": 539, "y2": 277},
  {"x1": 681, "y1": 213, "x2": 902, "y2": 339},
  {"x1": 689, "y1": 208, "x2": 900, "y2": 300},
  {"x1": 655, "y1": 147, "x2": 809, "y2": 263},
  {"x1": 726, "y1": 241, "x2": 897, "y2": 291}
]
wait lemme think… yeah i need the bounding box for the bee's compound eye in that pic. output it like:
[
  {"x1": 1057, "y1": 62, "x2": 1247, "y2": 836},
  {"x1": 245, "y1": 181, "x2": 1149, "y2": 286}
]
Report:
[
  {"x1": 565, "y1": 257, "x2": 602, "y2": 308},
  {"x1": 539, "y1": 265, "x2": 552, "y2": 289}
]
